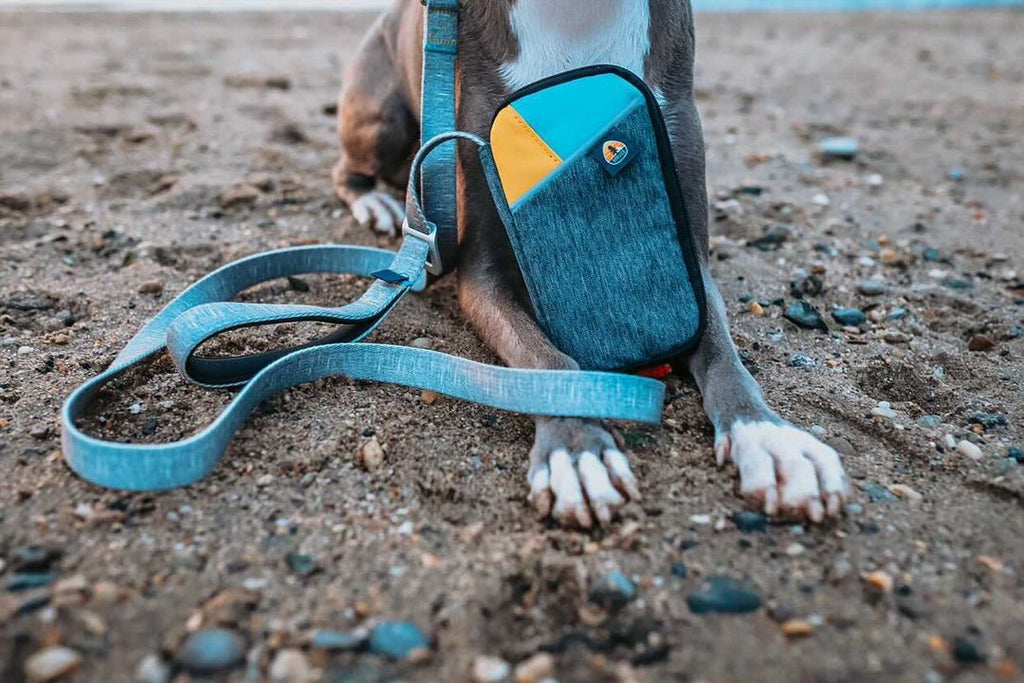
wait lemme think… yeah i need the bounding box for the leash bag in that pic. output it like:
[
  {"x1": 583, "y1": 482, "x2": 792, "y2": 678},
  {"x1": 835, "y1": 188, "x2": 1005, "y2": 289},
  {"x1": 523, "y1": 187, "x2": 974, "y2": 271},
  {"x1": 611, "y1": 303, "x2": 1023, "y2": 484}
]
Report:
[{"x1": 486, "y1": 65, "x2": 707, "y2": 371}]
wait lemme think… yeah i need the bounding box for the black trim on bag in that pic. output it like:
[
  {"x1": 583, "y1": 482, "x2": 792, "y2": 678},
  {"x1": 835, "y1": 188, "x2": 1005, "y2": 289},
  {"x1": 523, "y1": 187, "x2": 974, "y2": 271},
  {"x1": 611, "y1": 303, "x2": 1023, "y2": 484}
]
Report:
[{"x1": 490, "y1": 64, "x2": 709, "y2": 370}]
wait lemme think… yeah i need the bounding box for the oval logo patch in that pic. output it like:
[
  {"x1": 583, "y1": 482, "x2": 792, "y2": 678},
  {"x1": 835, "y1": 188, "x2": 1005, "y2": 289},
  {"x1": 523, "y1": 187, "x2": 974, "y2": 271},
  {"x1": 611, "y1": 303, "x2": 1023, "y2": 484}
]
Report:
[{"x1": 603, "y1": 140, "x2": 629, "y2": 166}]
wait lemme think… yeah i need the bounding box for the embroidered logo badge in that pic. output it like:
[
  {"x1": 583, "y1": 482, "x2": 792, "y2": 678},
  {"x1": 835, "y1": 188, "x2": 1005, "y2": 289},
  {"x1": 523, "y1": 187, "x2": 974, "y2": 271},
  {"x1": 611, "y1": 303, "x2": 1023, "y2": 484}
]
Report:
[
  {"x1": 594, "y1": 137, "x2": 635, "y2": 177},
  {"x1": 603, "y1": 140, "x2": 629, "y2": 166}
]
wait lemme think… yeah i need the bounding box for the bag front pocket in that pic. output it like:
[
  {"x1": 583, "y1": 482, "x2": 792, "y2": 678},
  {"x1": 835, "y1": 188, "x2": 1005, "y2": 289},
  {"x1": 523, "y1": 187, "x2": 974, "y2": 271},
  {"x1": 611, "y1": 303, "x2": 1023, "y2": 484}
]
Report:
[{"x1": 505, "y1": 103, "x2": 703, "y2": 371}]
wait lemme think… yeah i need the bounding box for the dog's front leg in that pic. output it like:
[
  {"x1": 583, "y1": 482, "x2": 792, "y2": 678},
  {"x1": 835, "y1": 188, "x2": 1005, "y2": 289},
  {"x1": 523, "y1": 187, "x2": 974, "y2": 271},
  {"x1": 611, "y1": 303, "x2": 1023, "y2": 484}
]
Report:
[
  {"x1": 458, "y1": 258, "x2": 640, "y2": 529},
  {"x1": 666, "y1": 93, "x2": 850, "y2": 521}
]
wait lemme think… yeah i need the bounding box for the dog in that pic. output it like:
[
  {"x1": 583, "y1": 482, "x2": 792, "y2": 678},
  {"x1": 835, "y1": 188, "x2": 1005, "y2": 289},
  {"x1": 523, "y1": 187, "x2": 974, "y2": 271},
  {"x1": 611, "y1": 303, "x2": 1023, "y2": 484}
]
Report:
[{"x1": 331, "y1": 0, "x2": 850, "y2": 528}]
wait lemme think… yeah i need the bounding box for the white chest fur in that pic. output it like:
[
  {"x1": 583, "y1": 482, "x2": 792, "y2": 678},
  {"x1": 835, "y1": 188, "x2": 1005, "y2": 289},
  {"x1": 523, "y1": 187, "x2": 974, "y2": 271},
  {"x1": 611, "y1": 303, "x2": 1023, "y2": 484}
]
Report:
[{"x1": 499, "y1": 0, "x2": 652, "y2": 92}]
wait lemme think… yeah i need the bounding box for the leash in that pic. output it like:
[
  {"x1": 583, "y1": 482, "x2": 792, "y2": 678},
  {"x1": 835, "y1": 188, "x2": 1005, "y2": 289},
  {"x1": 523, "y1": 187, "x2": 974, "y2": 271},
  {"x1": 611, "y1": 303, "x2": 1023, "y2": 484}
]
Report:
[{"x1": 59, "y1": 1, "x2": 667, "y2": 492}]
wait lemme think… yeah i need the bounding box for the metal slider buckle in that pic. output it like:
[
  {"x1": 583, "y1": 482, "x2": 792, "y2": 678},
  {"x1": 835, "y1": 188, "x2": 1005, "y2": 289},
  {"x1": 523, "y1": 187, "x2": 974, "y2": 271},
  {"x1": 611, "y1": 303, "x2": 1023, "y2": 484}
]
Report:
[{"x1": 402, "y1": 219, "x2": 443, "y2": 277}]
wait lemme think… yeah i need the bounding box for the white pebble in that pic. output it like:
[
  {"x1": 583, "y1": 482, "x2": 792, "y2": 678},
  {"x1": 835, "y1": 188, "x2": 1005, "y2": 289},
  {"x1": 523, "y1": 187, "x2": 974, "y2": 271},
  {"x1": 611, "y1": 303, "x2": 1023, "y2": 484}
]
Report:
[
  {"x1": 871, "y1": 401, "x2": 898, "y2": 420},
  {"x1": 135, "y1": 654, "x2": 171, "y2": 683},
  {"x1": 24, "y1": 646, "x2": 81, "y2": 681},
  {"x1": 957, "y1": 440, "x2": 983, "y2": 461},
  {"x1": 472, "y1": 655, "x2": 511, "y2": 683},
  {"x1": 812, "y1": 193, "x2": 831, "y2": 207},
  {"x1": 689, "y1": 514, "x2": 712, "y2": 526},
  {"x1": 943, "y1": 434, "x2": 957, "y2": 450},
  {"x1": 18, "y1": 346, "x2": 35, "y2": 355},
  {"x1": 269, "y1": 648, "x2": 313, "y2": 682},
  {"x1": 866, "y1": 173, "x2": 884, "y2": 188}
]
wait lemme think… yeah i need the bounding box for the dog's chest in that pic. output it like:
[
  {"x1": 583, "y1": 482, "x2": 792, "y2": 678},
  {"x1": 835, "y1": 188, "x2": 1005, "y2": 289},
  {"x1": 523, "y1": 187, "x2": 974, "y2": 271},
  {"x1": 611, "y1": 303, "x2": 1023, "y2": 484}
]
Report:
[{"x1": 498, "y1": 0, "x2": 652, "y2": 92}]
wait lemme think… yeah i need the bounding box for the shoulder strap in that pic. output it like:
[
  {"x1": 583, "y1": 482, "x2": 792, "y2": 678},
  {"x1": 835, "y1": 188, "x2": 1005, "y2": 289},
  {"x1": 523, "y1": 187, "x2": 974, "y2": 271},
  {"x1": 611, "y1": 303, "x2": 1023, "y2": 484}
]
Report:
[{"x1": 419, "y1": 0, "x2": 460, "y2": 275}]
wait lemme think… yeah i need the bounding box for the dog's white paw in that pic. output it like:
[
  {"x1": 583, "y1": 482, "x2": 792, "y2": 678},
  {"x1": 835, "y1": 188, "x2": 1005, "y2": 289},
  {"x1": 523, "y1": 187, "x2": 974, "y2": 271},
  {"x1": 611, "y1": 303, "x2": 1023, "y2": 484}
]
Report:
[
  {"x1": 350, "y1": 190, "x2": 404, "y2": 236},
  {"x1": 528, "y1": 420, "x2": 640, "y2": 528},
  {"x1": 716, "y1": 420, "x2": 850, "y2": 522}
]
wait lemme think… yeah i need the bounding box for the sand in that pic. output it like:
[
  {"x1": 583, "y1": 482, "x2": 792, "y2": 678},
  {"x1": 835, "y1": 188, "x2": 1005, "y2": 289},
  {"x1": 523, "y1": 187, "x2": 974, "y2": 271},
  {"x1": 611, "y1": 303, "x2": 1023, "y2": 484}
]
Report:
[{"x1": 1, "y1": 7, "x2": 1022, "y2": 682}]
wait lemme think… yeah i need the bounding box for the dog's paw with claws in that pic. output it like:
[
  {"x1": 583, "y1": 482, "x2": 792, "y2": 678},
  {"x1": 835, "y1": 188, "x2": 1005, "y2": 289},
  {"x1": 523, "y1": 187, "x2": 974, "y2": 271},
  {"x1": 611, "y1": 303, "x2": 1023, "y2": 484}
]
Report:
[
  {"x1": 349, "y1": 190, "x2": 405, "y2": 236},
  {"x1": 717, "y1": 420, "x2": 850, "y2": 522},
  {"x1": 528, "y1": 418, "x2": 640, "y2": 528}
]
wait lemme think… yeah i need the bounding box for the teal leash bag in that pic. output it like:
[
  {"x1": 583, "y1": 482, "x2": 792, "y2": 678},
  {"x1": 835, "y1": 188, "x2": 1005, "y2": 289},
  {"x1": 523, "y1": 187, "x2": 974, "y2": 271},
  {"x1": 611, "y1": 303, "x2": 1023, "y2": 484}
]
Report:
[{"x1": 60, "y1": 2, "x2": 691, "y2": 491}]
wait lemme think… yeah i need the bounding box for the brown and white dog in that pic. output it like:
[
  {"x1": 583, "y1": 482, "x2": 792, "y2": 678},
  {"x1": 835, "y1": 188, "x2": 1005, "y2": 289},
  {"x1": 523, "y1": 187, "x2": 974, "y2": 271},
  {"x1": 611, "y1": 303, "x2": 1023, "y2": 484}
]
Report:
[{"x1": 332, "y1": 0, "x2": 850, "y2": 528}]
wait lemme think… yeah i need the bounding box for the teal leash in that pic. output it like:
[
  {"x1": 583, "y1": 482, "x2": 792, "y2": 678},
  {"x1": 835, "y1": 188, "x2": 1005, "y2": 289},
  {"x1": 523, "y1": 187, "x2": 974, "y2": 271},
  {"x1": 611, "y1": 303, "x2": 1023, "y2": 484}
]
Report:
[{"x1": 59, "y1": 2, "x2": 667, "y2": 492}]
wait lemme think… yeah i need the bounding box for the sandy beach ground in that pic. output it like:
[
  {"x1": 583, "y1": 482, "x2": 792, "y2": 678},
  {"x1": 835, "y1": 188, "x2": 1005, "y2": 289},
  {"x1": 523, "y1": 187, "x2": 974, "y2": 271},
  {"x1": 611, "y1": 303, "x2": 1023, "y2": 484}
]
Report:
[{"x1": 1, "y1": 6, "x2": 1022, "y2": 682}]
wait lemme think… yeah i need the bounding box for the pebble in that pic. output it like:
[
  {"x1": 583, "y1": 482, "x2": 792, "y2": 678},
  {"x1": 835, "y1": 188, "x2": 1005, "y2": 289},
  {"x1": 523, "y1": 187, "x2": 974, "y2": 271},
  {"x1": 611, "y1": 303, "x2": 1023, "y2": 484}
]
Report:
[
  {"x1": 368, "y1": 621, "x2": 429, "y2": 660},
  {"x1": 18, "y1": 345, "x2": 35, "y2": 355},
  {"x1": 864, "y1": 571, "x2": 894, "y2": 595},
  {"x1": 135, "y1": 654, "x2": 171, "y2": 683},
  {"x1": 732, "y1": 510, "x2": 768, "y2": 533},
  {"x1": 953, "y1": 637, "x2": 985, "y2": 664},
  {"x1": 861, "y1": 482, "x2": 897, "y2": 502},
  {"x1": 747, "y1": 300, "x2": 765, "y2": 316},
  {"x1": 889, "y1": 484, "x2": 923, "y2": 502},
  {"x1": 866, "y1": 173, "x2": 884, "y2": 188},
  {"x1": 472, "y1": 655, "x2": 511, "y2": 683},
  {"x1": 831, "y1": 307, "x2": 866, "y2": 327},
  {"x1": 285, "y1": 553, "x2": 319, "y2": 578},
  {"x1": 514, "y1": 653, "x2": 555, "y2": 683},
  {"x1": 856, "y1": 280, "x2": 887, "y2": 297},
  {"x1": 410, "y1": 337, "x2": 433, "y2": 350},
  {"x1": 686, "y1": 577, "x2": 762, "y2": 615},
  {"x1": 6, "y1": 572, "x2": 55, "y2": 592},
  {"x1": 957, "y1": 440, "x2": 983, "y2": 461},
  {"x1": 269, "y1": 648, "x2": 313, "y2": 682},
  {"x1": 812, "y1": 193, "x2": 831, "y2": 207},
  {"x1": 871, "y1": 402, "x2": 898, "y2": 420},
  {"x1": 137, "y1": 280, "x2": 164, "y2": 295},
  {"x1": 888, "y1": 307, "x2": 909, "y2": 321},
  {"x1": 949, "y1": 167, "x2": 965, "y2": 182},
  {"x1": 967, "y1": 335, "x2": 995, "y2": 352},
  {"x1": 969, "y1": 413, "x2": 1007, "y2": 429},
  {"x1": 942, "y1": 434, "x2": 958, "y2": 450},
  {"x1": 670, "y1": 562, "x2": 688, "y2": 578},
  {"x1": 24, "y1": 646, "x2": 82, "y2": 681},
  {"x1": 689, "y1": 513, "x2": 712, "y2": 526},
  {"x1": 589, "y1": 571, "x2": 637, "y2": 609},
  {"x1": 787, "y1": 353, "x2": 815, "y2": 369},
  {"x1": 748, "y1": 226, "x2": 790, "y2": 252},
  {"x1": 175, "y1": 629, "x2": 247, "y2": 674},
  {"x1": 780, "y1": 619, "x2": 814, "y2": 638},
  {"x1": 311, "y1": 630, "x2": 366, "y2": 652},
  {"x1": 220, "y1": 183, "x2": 260, "y2": 208},
  {"x1": 784, "y1": 300, "x2": 827, "y2": 331},
  {"x1": 1009, "y1": 447, "x2": 1023, "y2": 463},
  {"x1": 820, "y1": 137, "x2": 859, "y2": 160},
  {"x1": 359, "y1": 437, "x2": 385, "y2": 471}
]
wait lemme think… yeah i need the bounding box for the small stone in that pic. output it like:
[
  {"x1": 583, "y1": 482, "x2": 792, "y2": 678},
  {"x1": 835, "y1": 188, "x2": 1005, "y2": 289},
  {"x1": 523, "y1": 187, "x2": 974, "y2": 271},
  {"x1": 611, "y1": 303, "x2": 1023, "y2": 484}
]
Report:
[
  {"x1": 689, "y1": 513, "x2": 712, "y2": 526},
  {"x1": 857, "y1": 280, "x2": 887, "y2": 297},
  {"x1": 135, "y1": 654, "x2": 171, "y2": 683},
  {"x1": 310, "y1": 630, "x2": 366, "y2": 652},
  {"x1": 18, "y1": 345, "x2": 35, "y2": 355},
  {"x1": 967, "y1": 335, "x2": 995, "y2": 352},
  {"x1": 137, "y1": 280, "x2": 164, "y2": 295},
  {"x1": 953, "y1": 637, "x2": 985, "y2": 665},
  {"x1": 24, "y1": 646, "x2": 81, "y2": 681},
  {"x1": 866, "y1": 173, "x2": 884, "y2": 188},
  {"x1": 812, "y1": 193, "x2": 831, "y2": 207},
  {"x1": 269, "y1": 648, "x2": 313, "y2": 682},
  {"x1": 889, "y1": 484, "x2": 923, "y2": 502},
  {"x1": 13, "y1": 546, "x2": 61, "y2": 573},
  {"x1": 821, "y1": 137, "x2": 859, "y2": 160},
  {"x1": 864, "y1": 571, "x2": 894, "y2": 595},
  {"x1": 1009, "y1": 447, "x2": 1023, "y2": 463},
  {"x1": 780, "y1": 619, "x2": 814, "y2": 638},
  {"x1": 969, "y1": 413, "x2": 1007, "y2": 429},
  {"x1": 870, "y1": 402, "x2": 898, "y2": 420},
  {"x1": 589, "y1": 571, "x2": 636, "y2": 610},
  {"x1": 748, "y1": 226, "x2": 790, "y2": 252},
  {"x1": 410, "y1": 337, "x2": 433, "y2": 350},
  {"x1": 831, "y1": 307, "x2": 866, "y2": 327},
  {"x1": 285, "y1": 553, "x2": 319, "y2": 578},
  {"x1": 949, "y1": 167, "x2": 965, "y2": 181},
  {"x1": 472, "y1": 655, "x2": 511, "y2": 683},
  {"x1": 686, "y1": 577, "x2": 761, "y2": 615},
  {"x1": 514, "y1": 653, "x2": 555, "y2": 683},
  {"x1": 784, "y1": 300, "x2": 827, "y2": 331},
  {"x1": 861, "y1": 482, "x2": 896, "y2": 502},
  {"x1": 6, "y1": 573, "x2": 55, "y2": 592},
  {"x1": 977, "y1": 555, "x2": 1004, "y2": 573},
  {"x1": 957, "y1": 440, "x2": 983, "y2": 461},
  {"x1": 780, "y1": 540, "x2": 804, "y2": 556},
  {"x1": 368, "y1": 621, "x2": 430, "y2": 660},
  {"x1": 828, "y1": 557, "x2": 854, "y2": 584},
  {"x1": 175, "y1": 629, "x2": 247, "y2": 674},
  {"x1": 747, "y1": 301, "x2": 765, "y2": 316},
  {"x1": 220, "y1": 184, "x2": 260, "y2": 208},
  {"x1": 732, "y1": 510, "x2": 767, "y2": 533},
  {"x1": 359, "y1": 437, "x2": 385, "y2": 470},
  {"x1": 787, "y1": 353, "x2": 815, "y2": 369},
  {"x1": 942, "y1": 276, "x2": 973, "y2": 291},
  {"x1": 421, "y1": 390, "x2": 438, "y2": 406},
  {"x1": 888, "y1": 307, "x2": 909, "y2": 321},
  {"x1": 670, "y1": 562, "x2": 688, "y2": 578}
]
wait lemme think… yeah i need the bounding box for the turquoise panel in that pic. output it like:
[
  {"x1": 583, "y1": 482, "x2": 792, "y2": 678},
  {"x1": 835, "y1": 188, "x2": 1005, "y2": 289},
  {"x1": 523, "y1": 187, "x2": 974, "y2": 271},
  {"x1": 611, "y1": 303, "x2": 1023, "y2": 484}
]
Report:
[{"x1": 512, "y1": 73, "x2": 645, "y2": 162}]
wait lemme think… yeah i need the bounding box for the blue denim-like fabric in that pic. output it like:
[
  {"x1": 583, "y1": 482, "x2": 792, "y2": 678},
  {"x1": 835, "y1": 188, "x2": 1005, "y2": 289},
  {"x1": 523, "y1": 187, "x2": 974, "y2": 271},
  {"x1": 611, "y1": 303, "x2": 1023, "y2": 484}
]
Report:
[{"x1": 504, "y1": 103, "x2": 702, "y2": 371}]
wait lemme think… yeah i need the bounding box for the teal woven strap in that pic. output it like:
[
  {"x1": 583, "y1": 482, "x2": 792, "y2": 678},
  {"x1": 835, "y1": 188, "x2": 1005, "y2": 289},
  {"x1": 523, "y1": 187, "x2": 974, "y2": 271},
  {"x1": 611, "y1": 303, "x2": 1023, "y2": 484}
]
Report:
[{"x1": 61, "y1": 239, "x2": 665, "y2": 492}]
